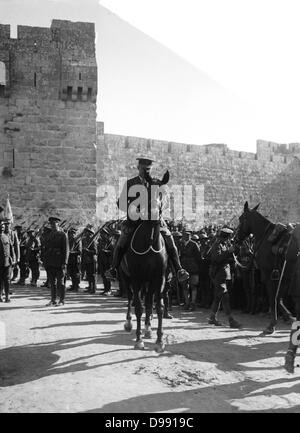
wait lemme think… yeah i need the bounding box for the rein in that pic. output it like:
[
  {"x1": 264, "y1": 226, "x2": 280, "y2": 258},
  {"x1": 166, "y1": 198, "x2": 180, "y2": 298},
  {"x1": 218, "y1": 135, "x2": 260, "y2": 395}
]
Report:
[{"x1": 130, "y1": 224, "x2": 165, "y2": 256}]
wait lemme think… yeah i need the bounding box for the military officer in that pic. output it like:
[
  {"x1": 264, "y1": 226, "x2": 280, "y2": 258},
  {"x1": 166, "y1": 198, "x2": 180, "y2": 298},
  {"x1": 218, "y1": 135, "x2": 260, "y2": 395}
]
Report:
[
  {"x1": 82, "y1": 226, "x2": 97, "y2": 294},
  {"x1": 208, "y1": 227, "x2": 242, "y2": 328},
  {"x1": 180, "y1": 230, "x2": 201, "y2": 311},
  {"x1": 106, "y1": 156, "x2": 189, "y2": 283},
  {"x1": 4, "y1": 218, "x2": 19, "y2": 283},
  {"x1": 26, "y1": 228, "x2": 41, "y2": 287},
  {"x1": 67, "y1": 227, "x2": 82, "y2": 292},
  {"x1": 43, "y1": 217, "x2": 69, "y2": 306},
  {"x1": 0, "y1": 220, "x2": 15, "y2": 302}
]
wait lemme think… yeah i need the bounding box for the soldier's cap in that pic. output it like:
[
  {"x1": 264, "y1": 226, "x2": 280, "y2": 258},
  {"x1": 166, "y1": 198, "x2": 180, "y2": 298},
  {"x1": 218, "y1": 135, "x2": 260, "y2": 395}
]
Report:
[
  {"x1": 183, "y1": 230, "x2": 192, "y2": 235},
  {"x1": 14, "y1": 225, "x2": 23, "y2": 230},
  {"x1": 48, "y1": 216, "x2": 61, "y2": 223},
  {"x1": 172, "y1": 231, "x2": 182, "y2": 237},
  {"x1": 114, "y1": 230, "x2": 121, "y2": 236},
  {"x1": 136, "y1": 156, "x2": 156, "y2": 165},
  {"x1": 220, "y1": 227, "x2": 234, "y2": 235},
  {"x1": 199, "y1": 233, "x2": 209, "y2": 239},
  {"x1": 192, "y1": 234, "x2": 199, "y2": 241}
]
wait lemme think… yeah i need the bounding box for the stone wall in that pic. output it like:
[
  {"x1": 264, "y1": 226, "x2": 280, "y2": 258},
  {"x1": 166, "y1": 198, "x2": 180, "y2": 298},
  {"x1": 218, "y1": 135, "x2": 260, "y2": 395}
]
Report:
[
  {"x1": 0, "y1": 20, "x2": 97, "y2": 226},
  {"x1": 97, "y1": 125, "x2": 300, "y2": 228}
]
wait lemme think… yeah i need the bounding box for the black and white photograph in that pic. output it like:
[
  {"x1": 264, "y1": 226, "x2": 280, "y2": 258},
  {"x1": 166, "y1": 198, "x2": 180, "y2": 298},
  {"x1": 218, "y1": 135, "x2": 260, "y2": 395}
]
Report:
[{"x1": 0, "y1": 0, "x2": 300, "y2": 416}]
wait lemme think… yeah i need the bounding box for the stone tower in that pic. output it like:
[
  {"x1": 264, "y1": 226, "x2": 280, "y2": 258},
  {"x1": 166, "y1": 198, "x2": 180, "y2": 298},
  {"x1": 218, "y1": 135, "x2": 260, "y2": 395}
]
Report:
[{"x1": 0, "y1": 19, "x2": 97, "y2": 224}]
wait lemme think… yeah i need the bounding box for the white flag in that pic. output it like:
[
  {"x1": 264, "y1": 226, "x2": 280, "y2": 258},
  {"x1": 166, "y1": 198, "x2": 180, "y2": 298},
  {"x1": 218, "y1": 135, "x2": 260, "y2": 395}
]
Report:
[{"x1": 5, "y1": 195, "x2": 13, "y2": 223}]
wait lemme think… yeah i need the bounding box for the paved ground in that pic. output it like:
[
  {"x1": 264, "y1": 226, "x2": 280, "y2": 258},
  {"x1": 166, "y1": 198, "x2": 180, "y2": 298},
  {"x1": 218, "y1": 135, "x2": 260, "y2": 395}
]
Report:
[{"x1": 1, "y1": 272, "x2": 300, "y2": 413}]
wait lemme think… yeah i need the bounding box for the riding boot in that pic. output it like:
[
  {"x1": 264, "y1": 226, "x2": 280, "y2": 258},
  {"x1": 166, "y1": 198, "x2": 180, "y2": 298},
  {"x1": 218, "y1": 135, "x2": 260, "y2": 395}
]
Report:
[{"x1": 163, "y1": 235, "x2": 189, "y2": 282}]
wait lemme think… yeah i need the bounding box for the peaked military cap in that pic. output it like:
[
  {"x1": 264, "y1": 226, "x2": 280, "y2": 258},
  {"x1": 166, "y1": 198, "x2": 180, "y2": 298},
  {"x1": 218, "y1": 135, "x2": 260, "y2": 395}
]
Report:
[
  {"x1": 136, "y1": 156, "x2": 156, "y2": 164},
  {"x1": 172, "y1": 231, "x2": 182, "y2": 237},
  {"x1": 220, "y1": 227, "x2": 234, "y2": 235},
  {"x1": 48, "y1": 216, "x2": 61, "y2": 223},
  {"x1": 192, "y1": 234, "x2": 199, "y2": 241},
  {"x1": 199, "y1": 233, "x2": 209, "y2": 239},
  {"x1": 114, "y1": 229, "x2": 121, "y2": 236}
]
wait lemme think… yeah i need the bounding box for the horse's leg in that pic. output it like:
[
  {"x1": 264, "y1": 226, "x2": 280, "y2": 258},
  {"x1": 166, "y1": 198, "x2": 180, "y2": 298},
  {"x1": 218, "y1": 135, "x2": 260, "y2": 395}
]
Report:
[
  {"x1": 154, "y1": 278, "x2": 165, "y2": 353},
  {"x1": 262, "y1": 280, "x2": 277, "y2": 335},
  {"x1": 133, "y1": 285, "x2": 144, "y2": 349},
  {"x1": 284, "y1": 297, "x2": 300, "y2": 373},
  {"x1": 124, "y1": 285, "x2": 133, "y2": 332},
  {"x1": 144, "y1": 290, "x2": 153, "y2": 339}
]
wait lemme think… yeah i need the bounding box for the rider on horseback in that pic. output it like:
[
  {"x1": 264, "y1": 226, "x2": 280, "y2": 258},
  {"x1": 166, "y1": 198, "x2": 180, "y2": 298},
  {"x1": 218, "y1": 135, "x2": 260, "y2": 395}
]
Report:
[{"x1": 106, "y1": 156, "x2": 189, "y2": 283}]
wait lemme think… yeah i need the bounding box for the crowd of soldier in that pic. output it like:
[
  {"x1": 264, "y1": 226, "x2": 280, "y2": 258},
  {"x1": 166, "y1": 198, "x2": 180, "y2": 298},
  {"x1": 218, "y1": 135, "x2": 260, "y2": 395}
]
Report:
[{"x1": 0, "y1": 216, "x2": 286, "y2": 321}]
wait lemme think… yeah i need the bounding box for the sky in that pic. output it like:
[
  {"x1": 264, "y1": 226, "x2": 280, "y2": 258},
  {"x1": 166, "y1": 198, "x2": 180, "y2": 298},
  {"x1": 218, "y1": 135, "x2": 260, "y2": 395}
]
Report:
[{"x1": 1, "y1": 0, "x2": 300, "y2": 152}]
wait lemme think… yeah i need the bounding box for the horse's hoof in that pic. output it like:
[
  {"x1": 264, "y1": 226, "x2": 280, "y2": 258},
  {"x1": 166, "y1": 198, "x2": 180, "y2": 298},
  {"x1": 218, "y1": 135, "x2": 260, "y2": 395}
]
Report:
[
  {"x1": 284, "y1": 353, "x2": 295, "y2": 374},
  {"x1": 144, "y1": 330, "x2": 152, "y2": 339},
  {"x1": 124, "y1": 322, "x2": 132, "y2": 332},
  {"x1": 134, "y1": 340, "x2": 145, "y2": 350},
  {"x1": 261, "y1": 327, "x2": 275, "y2": 336},
  {"x1": 155, "y1": 342, "x2": 165, "y2": 353}
]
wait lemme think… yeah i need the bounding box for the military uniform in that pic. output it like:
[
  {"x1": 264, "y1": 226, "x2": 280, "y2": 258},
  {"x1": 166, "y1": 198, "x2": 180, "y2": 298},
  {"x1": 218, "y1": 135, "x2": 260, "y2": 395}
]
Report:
[
  {"x1": 198, "y1": 233, "x2": 213, "y2": 308},
  {"x1": 284, "y1": 224, "x2": 300, "y2": 372},
  {"x1": 26, "y1": 230, "x2": 41, "y2": 286},
  {"x1": 208, "y1": 228, "x2": 242, "y2": 328},
  {"x1": 82, "y1": 228, "x2": 97, "y2": 293},
  {"x1": 106, "y1": 157, "x2": 189, "y2": 283},
  {"x1": 180, "y1": 232, "x2": 201, "y2": 310},
  {"x1": 43, "y1": 217, "x2": 69, "y2": 306},
  {"x1": 97, "y1": 234, "x2": 113, "y2": 294},
  {"x1": 0, "y1": 221, "x2": 15, "y2": 302},
  {"x1": 4, "y1": 220, "x2": 19, "y2": 282},
  {"x1": 14, "y1": 226, "x2": 28, "y2": 284},
  {"x1": 67, "y1": 228, "x2": 82, "y2": 291}
]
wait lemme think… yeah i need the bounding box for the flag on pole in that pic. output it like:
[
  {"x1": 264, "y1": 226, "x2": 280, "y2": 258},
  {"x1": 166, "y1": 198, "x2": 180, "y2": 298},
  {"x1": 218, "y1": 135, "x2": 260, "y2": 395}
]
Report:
[{"x1": 5, "y1": 194, "x2": 13, "y2": 223}]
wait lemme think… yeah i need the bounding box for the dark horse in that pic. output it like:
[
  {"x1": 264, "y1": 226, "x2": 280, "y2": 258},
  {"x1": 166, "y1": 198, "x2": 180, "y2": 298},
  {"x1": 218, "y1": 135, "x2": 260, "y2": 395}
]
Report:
[
  {"x1": 121, "y1": 172, "x2": 170, "y2": 352},
  {"x1": 237, "y1": 201, "x2": 294, "y2": 335}
]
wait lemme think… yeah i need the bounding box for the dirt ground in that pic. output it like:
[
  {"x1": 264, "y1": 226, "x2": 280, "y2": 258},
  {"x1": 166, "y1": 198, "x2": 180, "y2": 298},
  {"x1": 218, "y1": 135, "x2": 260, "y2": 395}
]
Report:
[{"x1": 1, "y1": 271, "x2": 300, "y2": 413}]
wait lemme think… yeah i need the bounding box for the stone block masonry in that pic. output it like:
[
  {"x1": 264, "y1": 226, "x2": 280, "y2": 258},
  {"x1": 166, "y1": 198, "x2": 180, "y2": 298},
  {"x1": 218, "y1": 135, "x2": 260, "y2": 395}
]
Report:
[
  {"x1": 97, "y1": 125, "x2": 300, "y2": 229},
  {"x1": 0, "y1": 20, "x2": 97, "y2": 226}
]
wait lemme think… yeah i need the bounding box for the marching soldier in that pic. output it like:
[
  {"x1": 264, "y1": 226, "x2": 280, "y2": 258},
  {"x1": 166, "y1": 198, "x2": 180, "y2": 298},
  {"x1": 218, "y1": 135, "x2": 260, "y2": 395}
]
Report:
[
  {"x1": 26, "y1": 229, "x2": 41, "y2": 287},
  {"x1": 15, "y1": 225, "x2": 29, "y2": 285},
  {"x1": 4, "y1": 218, "x2": 20, "y2": 284},
  {"x1": 67, "y1": 227, "x2": 82, "y2": 292},
  {"x1": 43, "y1": 217, "x2": 69, "y2": 306},
  {"x1": 82, "y1": 227, "x2": 97, "y2": 294},
  {"x1": 198, "y1": 233, "x2": 213, "y2": 308},
  {"x1": 208, "y1": 227, "x2": 242, "y2": 328},
  {"x1": 180, "y1": 230, "x2": 201, "y2": 311},
  {"x1": 0, "y1": 220, "x2": 15, "y2": 302}
]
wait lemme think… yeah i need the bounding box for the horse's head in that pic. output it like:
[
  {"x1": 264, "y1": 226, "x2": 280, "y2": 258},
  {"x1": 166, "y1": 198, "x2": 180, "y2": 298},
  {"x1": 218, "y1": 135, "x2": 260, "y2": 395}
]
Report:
[{"x1": 237, "y1": 201, "x2": 260, "y2": 242}]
